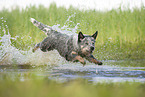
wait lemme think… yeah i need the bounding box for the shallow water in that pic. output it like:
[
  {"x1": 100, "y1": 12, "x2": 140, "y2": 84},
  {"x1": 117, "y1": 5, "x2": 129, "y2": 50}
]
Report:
[
  {"x1": 48, "y1": 60, "x2": 145, "y2": 83},
  {"x1": 0, "y1": 60, "x2": 145, "y2": 83},
  {"x1": 0, "y1": 16, "x2": 145, "y2": 83}
]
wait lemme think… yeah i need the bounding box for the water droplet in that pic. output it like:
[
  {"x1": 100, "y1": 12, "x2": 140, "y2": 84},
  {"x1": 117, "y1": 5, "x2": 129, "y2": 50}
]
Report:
[{"x1": 28, "y1": 36, "x2": 32, "y2": 39}]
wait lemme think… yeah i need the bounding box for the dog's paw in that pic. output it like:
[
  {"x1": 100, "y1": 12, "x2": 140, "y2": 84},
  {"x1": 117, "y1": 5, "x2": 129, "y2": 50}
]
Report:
[
  {"x1": 82, "y1": 60, "x2": 86, "y2": 66},
  {"x1": 98, "y1": 61, "x2": 103, "y2": 65}
]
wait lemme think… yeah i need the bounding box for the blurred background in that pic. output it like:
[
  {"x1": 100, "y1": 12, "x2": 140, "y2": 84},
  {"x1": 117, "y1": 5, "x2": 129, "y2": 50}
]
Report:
[
  {"x1": 0, "y1": 0, "x2": 145, "y2": 97},
  {"x1": 0, "y1": 0, "x2": 145, "y2": 11}
]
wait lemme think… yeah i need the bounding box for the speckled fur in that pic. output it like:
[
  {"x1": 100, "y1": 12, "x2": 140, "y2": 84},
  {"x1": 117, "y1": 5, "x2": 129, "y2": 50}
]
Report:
[{"x1": 31, "y1": 18, "x2": 102, "y2": 65}]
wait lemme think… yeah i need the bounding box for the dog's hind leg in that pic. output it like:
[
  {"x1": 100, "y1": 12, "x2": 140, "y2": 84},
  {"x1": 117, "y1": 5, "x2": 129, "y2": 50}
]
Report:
[{"x1": 32, "y1": 43, "x2": 40, "y2": 52}]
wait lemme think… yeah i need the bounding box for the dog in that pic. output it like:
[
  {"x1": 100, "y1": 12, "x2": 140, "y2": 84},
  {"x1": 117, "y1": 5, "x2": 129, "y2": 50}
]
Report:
[{"x1": 31, "y1": 18, "x2": 102, "y2": 66}]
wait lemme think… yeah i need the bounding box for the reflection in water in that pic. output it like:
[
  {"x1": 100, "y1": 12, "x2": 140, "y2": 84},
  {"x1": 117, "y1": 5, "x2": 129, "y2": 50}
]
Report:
[{"x1": 0, "y1": 60, "x2": 145, "y2": 83}]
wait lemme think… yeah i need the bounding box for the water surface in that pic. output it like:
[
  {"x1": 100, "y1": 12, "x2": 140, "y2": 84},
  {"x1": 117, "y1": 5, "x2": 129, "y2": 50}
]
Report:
[{"x1": 0, "y1": 59, "x2": 145, "y2": 83}]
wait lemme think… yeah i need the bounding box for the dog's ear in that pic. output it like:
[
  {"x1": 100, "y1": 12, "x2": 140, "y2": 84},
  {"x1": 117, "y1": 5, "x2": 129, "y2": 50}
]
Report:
[
  {"x1": 92, "y1": 31, "x2": 98, "y2": 39},
  {"x1": 78, "y1": 32, "x2": 85, "y2": 42}
]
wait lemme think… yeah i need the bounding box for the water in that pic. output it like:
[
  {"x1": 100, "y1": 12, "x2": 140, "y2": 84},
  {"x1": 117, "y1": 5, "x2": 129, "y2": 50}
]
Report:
[
  {"x1": 48, "y1": 60, "x2": 145, "y2": 83},
  {"x1": 0, "y1": 16, "x2": 77, "y2": 66},
  {"x1": 0, "y1": 17, "x2": 145, "y2": 83},
  {"x1": 0, "y1": 61, "x2": 145, "y2": 83}
]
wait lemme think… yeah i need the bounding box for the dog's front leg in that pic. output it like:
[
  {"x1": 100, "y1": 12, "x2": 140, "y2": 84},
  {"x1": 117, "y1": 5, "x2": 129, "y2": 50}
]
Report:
[
  {"x1": 86, "y1": 55, "x2": 102, "y2": 65},
  {"x1": 74, "y1": 55, "x2": 86, "y2": 66},
  {"x1": 71, "y1": 51, "x2": 86, "y2": 65}
]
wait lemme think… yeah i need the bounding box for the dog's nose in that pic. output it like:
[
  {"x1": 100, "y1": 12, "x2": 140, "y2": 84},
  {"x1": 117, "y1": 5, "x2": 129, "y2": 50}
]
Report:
[{"x1": 90, "y1": 47, "x2": 94, "y2": 51}]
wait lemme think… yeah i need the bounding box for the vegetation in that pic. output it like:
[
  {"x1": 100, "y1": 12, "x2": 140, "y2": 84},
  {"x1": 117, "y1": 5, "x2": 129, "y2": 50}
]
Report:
[
  {"x1": 0, "y1": 3, "x2": 145, "y2": 97},
  {"x1": 0, "y1": 74, "x2": 145, "y2": 97},
  {"x1": 0, "y1": 3, "x2": 145, "y2": 60}
]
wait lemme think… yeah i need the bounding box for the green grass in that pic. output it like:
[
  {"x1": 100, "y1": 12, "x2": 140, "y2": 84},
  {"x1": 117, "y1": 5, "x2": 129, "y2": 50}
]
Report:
[
  {"x1": 0, "y1": 4, "x2": 145, "y2": 97},
  {"x1": 0, "y1": 74, "x2": 145, "y2": 97},
  {"x1": 0, "y1": 3, "x2": 145, "y2": 60}
]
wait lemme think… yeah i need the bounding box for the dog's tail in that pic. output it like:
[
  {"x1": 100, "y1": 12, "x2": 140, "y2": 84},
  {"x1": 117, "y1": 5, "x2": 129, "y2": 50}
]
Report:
[{"x1": 30, "y1": 18, "x2": 53, "y2": 35}]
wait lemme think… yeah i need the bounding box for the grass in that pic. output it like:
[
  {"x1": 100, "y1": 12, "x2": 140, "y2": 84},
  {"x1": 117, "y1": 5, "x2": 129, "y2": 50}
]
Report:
[
  {"x1": 0, "y1": 74, "x2": 145, "y2": 97},
  {"x1": 0, "y1": 4, "x2": 145, "y2": 97},
  {"x1": 0, "y1": 3, "x2": 145, "y2": 60}
]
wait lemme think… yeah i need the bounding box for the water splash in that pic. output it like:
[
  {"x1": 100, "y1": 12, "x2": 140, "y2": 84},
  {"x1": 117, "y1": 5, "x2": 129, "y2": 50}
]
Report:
[
  {"x1": 52, "y1": 13, "x2": 80, "y2": 35},
  {"x1": 0, "y1": 16, "x2": 80, "y2": 66}
]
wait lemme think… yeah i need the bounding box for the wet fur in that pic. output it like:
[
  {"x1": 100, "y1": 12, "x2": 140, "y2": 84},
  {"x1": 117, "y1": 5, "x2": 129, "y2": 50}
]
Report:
[{"x1": 31, "y1": 18, "x2": 102, "y2": 65}]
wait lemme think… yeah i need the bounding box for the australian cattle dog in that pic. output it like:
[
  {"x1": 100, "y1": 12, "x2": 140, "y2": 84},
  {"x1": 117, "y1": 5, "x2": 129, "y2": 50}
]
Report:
[{"x1": 31, "y1": 18, "x2": 102, "y2": 66}]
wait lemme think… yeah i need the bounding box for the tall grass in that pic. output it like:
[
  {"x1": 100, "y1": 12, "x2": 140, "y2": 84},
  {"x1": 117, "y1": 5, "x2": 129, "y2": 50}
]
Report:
[
  {"x1": 0, "y1": 3, "x2": 145, "y2": 60},
  {"x1": 0, "y1": 4, "x2": 145, "y2": 97}
]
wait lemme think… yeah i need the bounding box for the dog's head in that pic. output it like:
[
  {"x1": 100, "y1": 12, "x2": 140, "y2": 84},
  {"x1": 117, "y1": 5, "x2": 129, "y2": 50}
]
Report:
[{"x1": 78, "y1": 31, "x2": 98, "y2": 55}]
